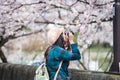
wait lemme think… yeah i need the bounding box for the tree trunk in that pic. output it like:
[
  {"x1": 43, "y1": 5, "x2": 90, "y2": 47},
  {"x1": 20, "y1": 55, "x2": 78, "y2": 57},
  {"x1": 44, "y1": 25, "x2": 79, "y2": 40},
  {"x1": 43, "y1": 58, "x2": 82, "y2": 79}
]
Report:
[{"x1": 0, "y1": 48, "x2": 7, "y2": 63}]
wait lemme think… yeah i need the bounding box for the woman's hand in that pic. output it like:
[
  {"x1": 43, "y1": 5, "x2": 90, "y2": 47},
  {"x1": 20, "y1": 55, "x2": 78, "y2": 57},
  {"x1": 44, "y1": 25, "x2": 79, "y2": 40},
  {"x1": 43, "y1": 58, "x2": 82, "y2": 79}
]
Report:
[
  {"x1": 69, "y1": 31, "x2": 79, "y2": 43},
  {"x1": 69, "y1": 32, "x2": 74, "y2": 44}
]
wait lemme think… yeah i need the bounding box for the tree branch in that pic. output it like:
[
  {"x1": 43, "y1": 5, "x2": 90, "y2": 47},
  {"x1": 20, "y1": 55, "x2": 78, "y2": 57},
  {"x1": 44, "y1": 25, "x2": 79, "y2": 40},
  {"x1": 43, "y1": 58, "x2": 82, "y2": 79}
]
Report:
[
  {"x1": 21, "y1": 1, "x2": 46, "y2": 5},
  {"x1": 78, "y1": 60, "x2": 87, "y2": 70},
  {"x1": 89, "y1": 17, "x2": 113, "y2": 24},
  {"x1": 97, "y1": 48, "x2": 113, "y2": 71},
  {"x1": 14, "y1": 29, "x2": 43, "y2": 39},
  {"x1": 77, "y1": 0, "x2": 89, "y2": 5},
  {"x1": 77, "y1": 0, "x2": 114, "y2": 7},
  {"x1": 95, "y1": 1, "x2": 114, "y2": 7},
  {"x1": 34, "y1": 16, "x2": 113, "y2": 26},
  {"x1": 72, "y1": 12, "x2": 84, "y2": 23},
  {"x1": 0, "y1": 26, "x2": 43, "y2": 47}
]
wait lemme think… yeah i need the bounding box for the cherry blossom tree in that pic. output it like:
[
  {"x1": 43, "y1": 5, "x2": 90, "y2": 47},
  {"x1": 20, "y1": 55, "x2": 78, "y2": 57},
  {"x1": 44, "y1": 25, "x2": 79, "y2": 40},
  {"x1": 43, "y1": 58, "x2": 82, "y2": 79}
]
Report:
[{"x1": 0, "y1": 0, "x2": 114, "y2": 71}]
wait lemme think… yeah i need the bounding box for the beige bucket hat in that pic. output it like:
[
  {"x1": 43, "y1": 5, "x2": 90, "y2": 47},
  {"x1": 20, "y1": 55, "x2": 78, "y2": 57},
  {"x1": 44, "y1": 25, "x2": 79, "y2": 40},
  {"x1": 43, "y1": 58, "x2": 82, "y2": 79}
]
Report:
[{"x1": 47, "y1": 27, "x2": 65, "y2": 45}]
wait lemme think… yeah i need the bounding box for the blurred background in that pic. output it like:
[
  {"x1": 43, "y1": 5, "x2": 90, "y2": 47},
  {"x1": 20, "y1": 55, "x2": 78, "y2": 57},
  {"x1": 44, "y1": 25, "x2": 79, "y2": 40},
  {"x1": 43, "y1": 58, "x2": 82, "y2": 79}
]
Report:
[{"x1": 0, "y1": 0, "x2": 114, "y2": 72}]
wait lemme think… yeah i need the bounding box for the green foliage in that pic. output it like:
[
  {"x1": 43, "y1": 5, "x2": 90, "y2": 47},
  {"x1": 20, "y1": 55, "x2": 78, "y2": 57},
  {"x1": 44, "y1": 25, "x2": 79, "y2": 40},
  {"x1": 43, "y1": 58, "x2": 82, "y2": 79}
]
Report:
[
  {"x1": 73, "y1": 32, "x2": 79, "y2": 43},
  {"x1": 84, "y1": 43, "x2": 113, "y2": 71},
  {"x1": 88, "y1": 43, "x2": 112, "y2": 52}
]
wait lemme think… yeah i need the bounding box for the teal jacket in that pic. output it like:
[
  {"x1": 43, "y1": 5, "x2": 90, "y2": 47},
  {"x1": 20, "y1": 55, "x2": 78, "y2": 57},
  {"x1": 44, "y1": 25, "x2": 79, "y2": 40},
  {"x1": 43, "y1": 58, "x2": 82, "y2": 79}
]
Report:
[{"x1": 46, "y1": 44, "x2": 81, "y2": 80}]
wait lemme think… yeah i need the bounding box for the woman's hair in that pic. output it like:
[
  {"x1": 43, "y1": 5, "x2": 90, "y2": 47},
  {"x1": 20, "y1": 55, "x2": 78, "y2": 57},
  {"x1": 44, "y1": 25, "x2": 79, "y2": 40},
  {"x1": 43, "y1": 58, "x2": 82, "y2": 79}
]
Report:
[
  {"x1": 53, "y1": 33, "x2": 64, "y2": 48},
  {"x1": 44, "y1": 33, "x2": 71, "y2": 59}
]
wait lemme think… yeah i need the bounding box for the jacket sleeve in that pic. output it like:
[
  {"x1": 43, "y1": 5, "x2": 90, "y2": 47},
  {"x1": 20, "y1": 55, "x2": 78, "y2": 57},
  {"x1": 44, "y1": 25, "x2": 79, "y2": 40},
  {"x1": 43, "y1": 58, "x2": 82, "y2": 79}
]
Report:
[{"x1": 54, "y1": 44, "x2": 81, "y2": 61}]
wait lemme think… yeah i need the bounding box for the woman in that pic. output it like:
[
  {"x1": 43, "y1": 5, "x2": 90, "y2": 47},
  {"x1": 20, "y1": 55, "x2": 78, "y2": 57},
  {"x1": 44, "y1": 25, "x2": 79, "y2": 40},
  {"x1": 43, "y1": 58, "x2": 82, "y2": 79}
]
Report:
[{"x1": 45, "y1": 27, "x2": 81, "y2": 80}]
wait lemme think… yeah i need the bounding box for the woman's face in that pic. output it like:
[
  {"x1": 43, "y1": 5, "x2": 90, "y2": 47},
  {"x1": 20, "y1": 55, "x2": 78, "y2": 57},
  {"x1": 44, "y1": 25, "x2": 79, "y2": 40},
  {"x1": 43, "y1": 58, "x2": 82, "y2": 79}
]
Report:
[
  {"x1": 62, "y1": 31, "x2": 74, "y2": 42},
  {"x1": 62, "y1": 31, "x2": 69, "y2": 43}
]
